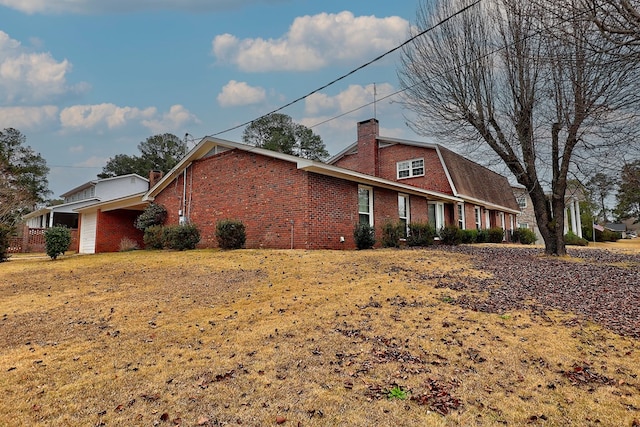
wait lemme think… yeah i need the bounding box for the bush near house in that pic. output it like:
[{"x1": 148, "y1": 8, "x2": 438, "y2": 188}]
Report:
[
  {"x1": 381, "y1": 220, "x2": 405, "y2": 248},
  {"x1": 163, "y1": 224, "x2": 201, "y2": 251},
  {"x1": 44, "y1": 226, "x2": 71, "y2": 260},
  {"x1": 439, "y1": 225, "x2": 464, "y2": 246},
  {"x1": 513, "y1": 228, "x2": 537, "y2": 245},
  {"x1": 487, "y1": 227, "x2": 505, "y2": 243},
  {"x1": 134, "y1": 203, "x2": 167, "y2": 231},
  {"x1": 565, "y1": 231, "x2": 589, "y2": 246},
  {"x1": 476, "y1": 229, "x2": 488, "y2": 243},
  {"x1": 215, "y1": 220, "x2": 246, "y2": 250},
  {"x1": 143, "y1": 225, "x2": 165, "y2": 249},
  {"x1": 353, "y1": 222, "x2": 375, "y2": 250},
  {"x1": 461, "y1": 229, "x2": 478, "y2": 244},
  {"x1": 143, "y1": 224, "x2": 201, "y2": 250},
  {"x1": 407, "y1": 222, "x2": 436, "y2": 247}
]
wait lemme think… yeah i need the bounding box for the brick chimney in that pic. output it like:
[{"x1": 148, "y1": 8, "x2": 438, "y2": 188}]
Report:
[
  {"x1": 357, "y1": 118, "x2": 380, "y2": 177},
  {"x1": 149, "y1": 170, "x2": 163, "y2": 189}
]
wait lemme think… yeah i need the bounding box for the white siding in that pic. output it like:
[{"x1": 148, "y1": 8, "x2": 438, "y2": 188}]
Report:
[
  {"x1": 94, "y1": 175, "x2": 149, "y2": 200},
  {"x1": 79, "y1": 212, "x2": 97, "y2": 254}
]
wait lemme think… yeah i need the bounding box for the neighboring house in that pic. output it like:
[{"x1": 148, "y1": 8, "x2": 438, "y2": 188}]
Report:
[
  {"x1": 77, "y1": 119, "x2": 520, "y2": 252},
  {"x1": 605, "y1": 223, "x2": 627, "y2": 238},
  {"x1": 21, "y1": 174, "x2": 150, "y2": 254},
  {"x1": 24, "y1": 174, "x2": 149, "y2": 230},
  {"x1": 512, "y1": 184, "x2": 584, "y2": 243}
]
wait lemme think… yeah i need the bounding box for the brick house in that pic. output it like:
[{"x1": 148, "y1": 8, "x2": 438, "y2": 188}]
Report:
[{"x1": 134, "y1": 118, "x2": 519, "y2": 250}]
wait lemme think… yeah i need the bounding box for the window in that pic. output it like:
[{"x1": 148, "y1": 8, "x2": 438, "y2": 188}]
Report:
[
  {"x1": 358, "y1": 186, "x2": 373, "y2": 226},
  {"x1": 428, "y1": 202, "x2": 445, "y2": 231},
  {"x1": 516, "y1": 196, "x2": 527, "y2": 209},
  {"x1": 519, "y1": 223, "x2": 528, "y2": 229},
  {"x1": 457, "y1": 203, "x2": 465, "y2": 230},
  {"x1": 474, "y1": 207, "x2": 482, "y2": 230},
  {"x1": 397, "y1": 158, "x2": 425, "y2": 179},
  {"x1": 398, "y1": 194, "x2": 409, "y2": 238}
]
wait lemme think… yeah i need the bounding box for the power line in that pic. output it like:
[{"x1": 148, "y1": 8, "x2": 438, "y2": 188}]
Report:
[{"x1": 207, "y1": 0, "x2": 483, "y2": 138}]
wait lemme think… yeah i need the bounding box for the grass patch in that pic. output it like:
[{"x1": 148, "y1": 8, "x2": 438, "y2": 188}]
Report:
[{"x1": 0, "y1": 249, "x2": 638, "y2": 426}]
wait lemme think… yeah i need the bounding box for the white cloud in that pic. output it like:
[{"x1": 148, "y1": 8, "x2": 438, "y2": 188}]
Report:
[
  {"x1": 141, "y1": 104, "x2": 201, "y2": 134},
  {"x1": 59, "y1": 103, "x2": 200, "y2": 134},
  {"x1": 0, "y1": 31, "x2": 88, "y2": 104},
  {"x1": 217, "y1": 80, "x2": 266, "y2": 107},
  {"x1": 0, "y1": 105, "x2": 58, "y2": 130},
  {"x1": 0, "y1": 0, "x2": 289, "y2": 14},
  {"x1": 305, "y1": 83, "x2": 395, "y2": 115},
  {"x1": 59, "y1": 103, "x2": 156, "y2": 131},
  {"x1": 212, "y1": 11, "x2": 409, "y2": 72}
]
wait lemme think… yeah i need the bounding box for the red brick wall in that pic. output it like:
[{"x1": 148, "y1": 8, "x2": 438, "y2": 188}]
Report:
[
  {"x1": 306, "y1": 174, "x2": 359, "y2": 249},
  {"x1": 378, "y1": 144, "x2": 453, "y2": 195},
  {"x1": 151, "y1": 148, "x2": 447, "y2": 250},
  {"x1": 153, "y1": 149, "x2": 365, "y2": 250},
  {"x1": 95, "y1": 209, "x2": 144, "y2": 253}
]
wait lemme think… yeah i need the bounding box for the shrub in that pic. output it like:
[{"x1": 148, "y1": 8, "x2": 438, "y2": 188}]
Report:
[
  {"x1": 565, "y1": 231, "x2": 589, "y2": 246},
  {"x1": 135, "y1": 203, "x2": 167, "y2": 231},
  {"x1": 407, "y1": 222, "x2": 436, "y2": 247},
  {"x1": 216, "y1": 219, "x2": 246, "y2": 250},
  {"x1": 476, "y1": 229, "x2": 488, "y2": 243},
  {"x1": 381, "y1": 220, "x2": 404, "y2": 248},
  {"x1": 118, "y1": 236, "x2": 139, "y2": 252},
  {"x1": 164, "y1": 224, "x2": 201, "y2": 250},
  {"x1": 461, "y1": 229, "x2": 478, "y2": 244},
  {"x1": 439, "y1": 225, "x2": 464, "y2": 246},
  {"x1": 601, "y1": 229, "x2": 619, "y2": 242},
  {"x1": 515, "y1": 228, "x2": 537, "y2": 245},
  {"x1": 44, "y1": 226, "x2": 71, "y2": 260},
  {"x1": 0, "y1": 224, "x2": 13, "y2": 262},
  {"x1": 353, "y1": 222, "x2": 376, "y2": 250},
  {"x1": 487, "y1": 227, "x2": 505, "y2": 243},
  {"x1": 143, "y1": 225, "x2": 165, "y2": 249}
]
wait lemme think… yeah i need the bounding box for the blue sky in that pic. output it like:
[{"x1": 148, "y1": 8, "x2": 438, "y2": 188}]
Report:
[{"x1": 0, "y1": 0, "x2": 425, "y2": 197}]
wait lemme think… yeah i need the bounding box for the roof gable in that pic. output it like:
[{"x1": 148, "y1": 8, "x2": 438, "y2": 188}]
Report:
[{"x1": 437, "y1": 146, "x2": 520, "y2": 211}]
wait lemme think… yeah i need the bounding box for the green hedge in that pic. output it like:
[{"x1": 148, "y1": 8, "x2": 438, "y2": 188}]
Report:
[
  {"x1": 215, "y1": 219, "x2": 246, "y2": 250},
  {"x1": 407, "y1": 222, "x2": 436, "y2": 247},
  {"x1": 381, "y1": 220, "x2": 404, "y2": 248},
  {"x1": 439, "y1": 225, "x2": 463, "y2": 245},
  {"x1": 144, "y1": 223, "x2": 201, "y2": 250},
  {"x1": 565, "y1": 231, "x2": 589, "y2": 246},
  {"x1": 354, "y1": 222, "x2": 375, "y2": 250},
  {"x1": 45, "y1": 226, "x2": 71, "y2": 260}
]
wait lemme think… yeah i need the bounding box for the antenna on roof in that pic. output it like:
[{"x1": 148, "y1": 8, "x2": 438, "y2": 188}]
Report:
[{"x1": 373, "y1": 82, "x2": 377, "y2": 120}]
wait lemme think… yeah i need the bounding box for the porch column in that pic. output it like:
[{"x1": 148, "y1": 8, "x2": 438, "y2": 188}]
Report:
[
  {"x1": 569, "y1": 199, "x2": 577, "y2": 236},
  {"x1": 574, "y1": 199, "x2": 583, "y2": 238},
  {"x1": 49, "y1": 212, "x2": 54, "y2": 228}
]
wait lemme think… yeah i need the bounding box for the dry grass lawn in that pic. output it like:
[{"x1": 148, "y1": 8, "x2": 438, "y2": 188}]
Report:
[{"x1": 1, "y1": 244, "x2": 639, "y2": 426}]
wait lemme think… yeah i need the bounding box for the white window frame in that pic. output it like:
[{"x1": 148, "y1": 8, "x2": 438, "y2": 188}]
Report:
[
  {"x1": 428, "y1": 201, "x2": 445, "y2": 231},
  {"x1": 485, "y1": 210, "x2": 491, "y2": 229},
  {"x1": 397, "y1": 158, "x2": 425, "y2": 179},
  {"x1": 457, "y1": 203, "x2": 465, "y2": 230},
  {"x1": 516, "y1": 196, "x2": 527, "y2": 210},
  {"x1": 398, "y1": 194, "x2": 409, "y2": 238},
  {"x1": 499, "y1": 212, "x2": 506, "y2": 240},
  {"x1": 474, "y1": 207, "x2": 482, "y2": 230},
  {"x1": 358, "y1": 186, "x2": 373, "y2": 226}
]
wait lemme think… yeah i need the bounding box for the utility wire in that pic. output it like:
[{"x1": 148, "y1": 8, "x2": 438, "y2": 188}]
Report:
[{"x1": 207, "y1": 0, "x2": 483, "y2": 137}]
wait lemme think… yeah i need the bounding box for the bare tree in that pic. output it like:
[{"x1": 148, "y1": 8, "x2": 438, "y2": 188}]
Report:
[
  {"x1": 399, "y1": 0, "x2": 640, "y2": 255},
  {"x1": 584, "y1": 0, "x2": 640, "y2": 50}
]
